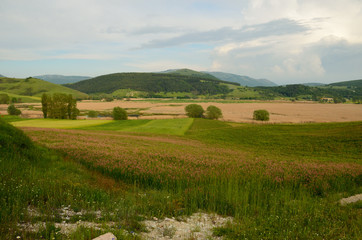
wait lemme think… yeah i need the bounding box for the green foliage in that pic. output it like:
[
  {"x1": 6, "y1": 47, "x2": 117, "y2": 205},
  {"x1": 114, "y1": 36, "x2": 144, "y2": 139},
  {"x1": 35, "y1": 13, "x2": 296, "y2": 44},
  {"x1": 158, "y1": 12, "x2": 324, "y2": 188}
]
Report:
[
  {"x1": 253, "y1": 109, "x2": 269, "y2": 121},
  {"x1": 87, "y1": 110, "x2": 99, "y2": 118},
  {"x1": 205, "y1": 105, "x2": 222, "y2": 119},
  {"x1": 66, "y1": 72, "x2": 235, "y2": 96},
  {"x1": 41, "y1": 93, "x2": 48, "y2": 118},
  {"x1": 112, "y1": 107, "x2": 128, "y2": 120},
  {"x1": 185, "y1": 104, "x2": 204, "y2": 118},
  {"x1": 41, "y1": 93, "x2": 79, "y2": 119},
  {"x1": 7, "y1": 104, "x2": 21, "y2": 116},
  {"x1": 0, "y1": 93, "x2": 10, "y2": 104}
]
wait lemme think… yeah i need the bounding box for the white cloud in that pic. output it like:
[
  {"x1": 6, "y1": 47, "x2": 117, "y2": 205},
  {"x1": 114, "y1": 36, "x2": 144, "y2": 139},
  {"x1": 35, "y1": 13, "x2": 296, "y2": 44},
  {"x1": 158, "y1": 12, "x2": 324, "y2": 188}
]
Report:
[{"x1": 0, "y1": 0, "x2": 361, "y2": 83}]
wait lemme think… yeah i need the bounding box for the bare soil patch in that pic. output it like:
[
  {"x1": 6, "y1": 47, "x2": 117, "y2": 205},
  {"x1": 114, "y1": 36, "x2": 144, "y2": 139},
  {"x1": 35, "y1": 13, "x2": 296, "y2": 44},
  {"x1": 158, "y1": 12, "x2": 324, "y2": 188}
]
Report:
[{"x1": 76, "y1": 101, "x2": 362, "y2": 123}]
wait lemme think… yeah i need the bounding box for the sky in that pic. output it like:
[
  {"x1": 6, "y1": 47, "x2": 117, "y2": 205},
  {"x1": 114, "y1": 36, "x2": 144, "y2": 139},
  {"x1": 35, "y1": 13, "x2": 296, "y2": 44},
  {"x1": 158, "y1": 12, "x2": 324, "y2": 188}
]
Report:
[{"x1": 1, "y1": 0, "x2": 362, "y2": 84}]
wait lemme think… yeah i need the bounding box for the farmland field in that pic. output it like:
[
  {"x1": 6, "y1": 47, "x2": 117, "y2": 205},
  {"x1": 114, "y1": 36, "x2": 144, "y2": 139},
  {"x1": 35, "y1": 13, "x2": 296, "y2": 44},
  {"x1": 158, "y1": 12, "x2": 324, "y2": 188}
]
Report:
[
  {"x1": 2, "y1": 100, "x2": 362, "y2": 123},
  {"x1": 1, "y1": 113, "x2": 362, "y2": 239}
]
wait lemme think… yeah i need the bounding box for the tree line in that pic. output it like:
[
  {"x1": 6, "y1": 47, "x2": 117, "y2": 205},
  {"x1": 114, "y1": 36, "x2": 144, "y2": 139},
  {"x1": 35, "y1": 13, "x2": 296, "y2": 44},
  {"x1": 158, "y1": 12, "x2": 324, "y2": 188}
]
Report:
[{"x1": 41, "y1": 93, "x2": 79, "y2": 119}]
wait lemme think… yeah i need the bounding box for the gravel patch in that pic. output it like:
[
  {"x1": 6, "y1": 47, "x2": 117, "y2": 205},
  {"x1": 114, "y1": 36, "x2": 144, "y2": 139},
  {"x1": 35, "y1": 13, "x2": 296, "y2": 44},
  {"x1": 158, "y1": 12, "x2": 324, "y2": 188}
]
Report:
[{"x1": 140, "y1": 212, "x2": 233, "y2": 240}]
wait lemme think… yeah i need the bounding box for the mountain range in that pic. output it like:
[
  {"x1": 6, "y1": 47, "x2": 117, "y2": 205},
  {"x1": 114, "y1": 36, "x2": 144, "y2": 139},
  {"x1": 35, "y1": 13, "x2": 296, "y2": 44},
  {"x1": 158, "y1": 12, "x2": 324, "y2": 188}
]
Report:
[
  {"x1": 34, "y1": 74, "x2": 91, "y2": 84},
  {"x1": 162, "y1": 69, "x2": 277, "y2": 87}
]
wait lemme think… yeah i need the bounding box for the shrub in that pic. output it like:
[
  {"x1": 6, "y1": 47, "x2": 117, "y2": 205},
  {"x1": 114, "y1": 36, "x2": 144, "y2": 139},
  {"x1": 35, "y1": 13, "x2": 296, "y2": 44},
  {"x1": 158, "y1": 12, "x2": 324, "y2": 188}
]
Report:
[
  {"x1": 206, "y1": 105, "x2": 223, "y2": 120},
  {"x1": 253, "y1": 109, "x2": 269, "y2": 121},
  {"x1": 7, "y1": 105, "x2": 21, "y2": 116},
  {"x1": 112, "y1": 107, "x2": 128, "y2": 120},
  {"x1": 87, "y1": 110, "x2": 98, "y2": 118},
  {"x1": 185, "y1": 104, "x2": 204, "y2": 118},
  {"x1": 0, "y1": 93, "x2": 10, "y2": 104}
]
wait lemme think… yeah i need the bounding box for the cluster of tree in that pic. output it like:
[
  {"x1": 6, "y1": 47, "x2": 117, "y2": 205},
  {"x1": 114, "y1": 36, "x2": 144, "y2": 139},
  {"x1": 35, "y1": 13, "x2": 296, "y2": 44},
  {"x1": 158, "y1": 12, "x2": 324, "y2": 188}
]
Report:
[
  {"x1": 66, "y1": 73, "x2": 237, "y2": 96},
  {"x1": 185, "y1": 104, "x2": 223, "y2": 120},
  {"x1": 41, "y1": 93, "x2": 79, "y2": 119}
]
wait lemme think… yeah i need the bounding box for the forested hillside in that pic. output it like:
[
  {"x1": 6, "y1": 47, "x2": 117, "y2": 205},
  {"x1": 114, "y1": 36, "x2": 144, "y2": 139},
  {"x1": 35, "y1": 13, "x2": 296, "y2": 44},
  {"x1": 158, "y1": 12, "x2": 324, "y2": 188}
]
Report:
[
  {"x1": 329, "y1": 79, "x2": 362, "y2": 87},
  {"x1": 66, "y1": 72, "x2": 238, "y2": 95},
  {"x1": 255, "y1": 84, "x2": 362, "y2": 102}
]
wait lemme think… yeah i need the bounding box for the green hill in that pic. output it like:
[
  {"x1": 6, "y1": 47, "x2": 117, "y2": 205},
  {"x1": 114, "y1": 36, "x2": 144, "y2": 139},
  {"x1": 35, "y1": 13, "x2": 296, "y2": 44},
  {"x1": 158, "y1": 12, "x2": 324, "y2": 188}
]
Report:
[
  {"x1": 329, "y1": 79, "x2": 362, "y2": 87},
  {"x1": 66, "y1": 72, "x2": 239, "y2": 96},
  {"x1": 0, "y1": 77, "x2": 88, "y2": 100}
]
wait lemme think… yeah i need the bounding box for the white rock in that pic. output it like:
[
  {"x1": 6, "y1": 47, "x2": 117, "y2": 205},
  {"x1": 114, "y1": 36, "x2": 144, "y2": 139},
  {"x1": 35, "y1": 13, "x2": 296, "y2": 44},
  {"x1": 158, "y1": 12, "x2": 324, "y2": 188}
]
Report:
[
  {"x1": 92, "y1": 232, "x2": 117, "y2": 240},
  {"x1": 340, "y1": 194, "x2": 362, "y2": 206}
]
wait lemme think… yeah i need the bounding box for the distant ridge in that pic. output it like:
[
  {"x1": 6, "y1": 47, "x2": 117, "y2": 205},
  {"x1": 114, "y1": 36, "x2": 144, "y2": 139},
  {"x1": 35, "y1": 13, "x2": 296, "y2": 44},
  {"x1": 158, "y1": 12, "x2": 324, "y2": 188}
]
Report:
[
  {"x1": 34, "y1": 74, "x2": 91, "y2": 84},
  {"x1": 204, "y1": 71, "x2": 277, "y2": 87},
  {"x1": 301, "y1": 83, "x2": 325, "y2": 87},
  {"x1": 0, "y1": 74, "x2": 5, "y2": 77}
]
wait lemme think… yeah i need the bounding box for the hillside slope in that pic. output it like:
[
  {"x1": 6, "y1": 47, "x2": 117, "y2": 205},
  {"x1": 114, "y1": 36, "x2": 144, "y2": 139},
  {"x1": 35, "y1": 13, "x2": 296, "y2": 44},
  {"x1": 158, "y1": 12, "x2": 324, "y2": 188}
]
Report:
[
  {"x1": 34, "y1": 74, "x2": 91, "y2": 84},
  {"x1": 205, "y1": 71, "x2": 277, "y2": 87},
  {"x1": 329, "y1": 79, "x2": 362, "y2": 87},
  {"x1": 66, "y1": 72, "x2": 238, "y2": 95},
  {"x1": 162, "y1": 69, "x2": 220, "y2": 81},
  {"x1": 0, "y1": 77, "x2": 88, "y2": 99}
]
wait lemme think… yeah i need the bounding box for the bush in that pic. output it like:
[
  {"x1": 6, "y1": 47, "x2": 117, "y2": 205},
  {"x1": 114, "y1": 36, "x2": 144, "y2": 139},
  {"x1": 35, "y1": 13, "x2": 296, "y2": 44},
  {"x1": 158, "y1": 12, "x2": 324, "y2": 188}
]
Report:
[
  {"x1": 253, "y1": 109, "x2": 269, "y2": 121},
  {"x1": 7, "y1": 105, "x2": 21, "y2": 116},
  {"x1": 205, "y1": 105, "x2": 223, "y2": 120},
  {"x1": 0, "y1": 93, "x2": 10, "y2": 104},
  {"x1": 185, "y1": 104, "x2": 204, "y2": 118},
  {"x1": 87, "y1": 110, "x2": 98, "y2": 118},
  {"x1": 112, "y1": 107, "x2": 128, "y2": 120}
]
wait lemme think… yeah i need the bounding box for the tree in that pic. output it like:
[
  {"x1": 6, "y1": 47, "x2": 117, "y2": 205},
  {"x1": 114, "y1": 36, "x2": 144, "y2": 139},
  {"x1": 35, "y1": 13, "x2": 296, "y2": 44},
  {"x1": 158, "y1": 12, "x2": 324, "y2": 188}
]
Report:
[
  {"x1": 253, "y1": 109, "x2": 269, "y2": 121},
  {"x1": 112, "y1": 107, "x2": 128, "y2": 120},
  {"x1": 7, "y1": 105, "x2": 21, "y2": 116},
  {"x1": 205, "y1": 105, "x2": 222, "y2": 120},
  {"x1": 41, "y1": 93, "x2": 49, "y2": 118},
  {"x1": 185, "y1": 104, "x2": 204, "y2": 118}
]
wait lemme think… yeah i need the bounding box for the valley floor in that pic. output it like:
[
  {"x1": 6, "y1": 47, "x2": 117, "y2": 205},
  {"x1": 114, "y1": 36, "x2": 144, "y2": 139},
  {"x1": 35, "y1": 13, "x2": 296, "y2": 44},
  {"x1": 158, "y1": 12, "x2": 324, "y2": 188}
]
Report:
[{"x1": 1, "y1": 100, "x2": 362, "y2": 123}]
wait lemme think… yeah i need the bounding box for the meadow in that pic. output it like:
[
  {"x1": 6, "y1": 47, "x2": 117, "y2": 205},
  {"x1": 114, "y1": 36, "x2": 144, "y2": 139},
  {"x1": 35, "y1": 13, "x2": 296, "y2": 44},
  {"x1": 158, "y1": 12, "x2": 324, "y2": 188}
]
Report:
[{"x1": 1, "y1": 116, "x2": 362, "y2": 239}]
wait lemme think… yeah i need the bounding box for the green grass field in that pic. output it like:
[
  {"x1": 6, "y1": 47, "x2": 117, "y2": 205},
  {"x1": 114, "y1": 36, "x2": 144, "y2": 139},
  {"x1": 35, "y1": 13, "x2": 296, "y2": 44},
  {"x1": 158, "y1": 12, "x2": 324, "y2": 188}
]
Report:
[
  {"x1": 11, "y1": 118, "x2": 195, "y2": 135},
  {"x1": 1, "y1": 117, "x2": 361, "y2": 239},
  {"x1": 11, "y1": 119, "x2": 111, "y2": 129}
]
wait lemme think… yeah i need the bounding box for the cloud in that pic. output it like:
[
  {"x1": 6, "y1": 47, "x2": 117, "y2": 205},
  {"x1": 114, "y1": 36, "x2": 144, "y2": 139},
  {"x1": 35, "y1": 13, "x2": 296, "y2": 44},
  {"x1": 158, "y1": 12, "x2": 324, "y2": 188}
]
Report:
[
  {"x1": 0, "y1": 0, "x2": 361, "y2": 83},
  {"x1": 139, "y1": 18, "x2": 309, "y2": 49},
  {"x1": 211, "y1": 34, "x2": 362, "y2": 84}
]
